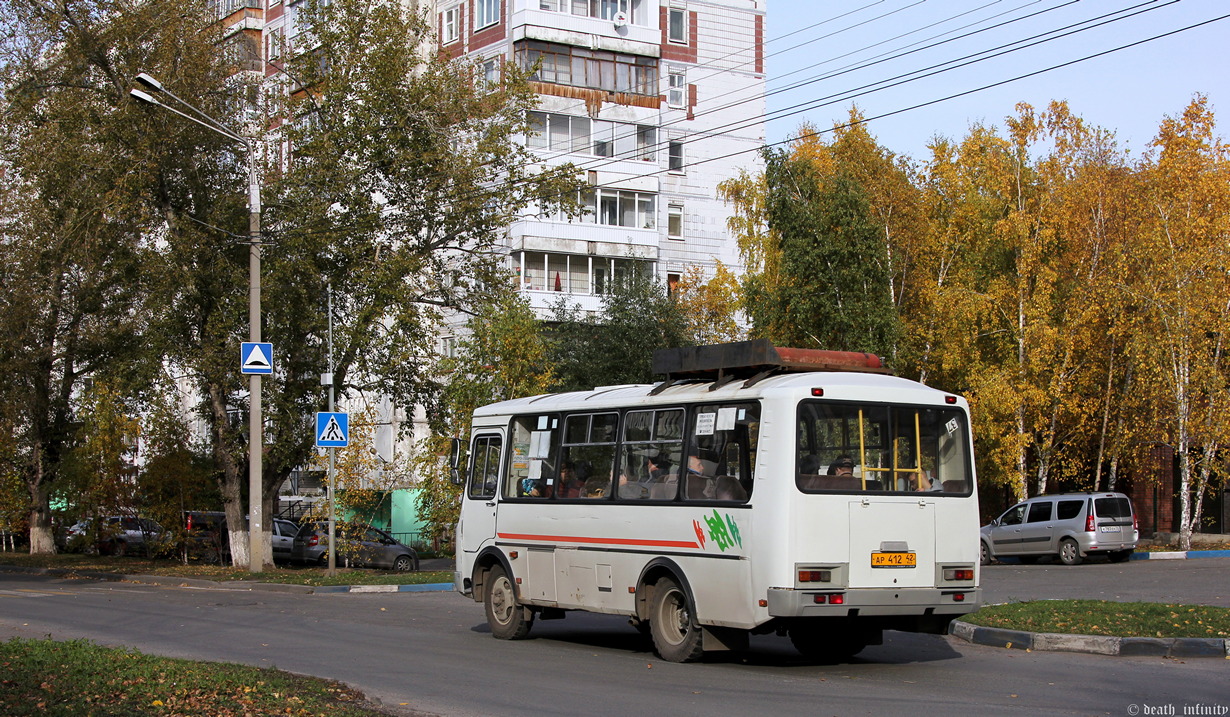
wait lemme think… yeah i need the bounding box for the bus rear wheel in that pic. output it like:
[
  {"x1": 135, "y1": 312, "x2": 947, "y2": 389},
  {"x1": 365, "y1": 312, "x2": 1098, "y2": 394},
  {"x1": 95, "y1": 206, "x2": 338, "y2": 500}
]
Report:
[
  {"x1": 650, "y1": 577, "x2": 704, "y2": 663},
  {"x1": 485, "y1": 565, "x2": 533, "y2": 640}
]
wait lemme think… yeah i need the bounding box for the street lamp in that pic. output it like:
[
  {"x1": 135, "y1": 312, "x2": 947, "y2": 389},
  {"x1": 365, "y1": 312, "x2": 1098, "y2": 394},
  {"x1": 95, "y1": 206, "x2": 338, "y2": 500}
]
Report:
[{"x1": 131, "y1": 73, "x2": 266, "y2": 573}]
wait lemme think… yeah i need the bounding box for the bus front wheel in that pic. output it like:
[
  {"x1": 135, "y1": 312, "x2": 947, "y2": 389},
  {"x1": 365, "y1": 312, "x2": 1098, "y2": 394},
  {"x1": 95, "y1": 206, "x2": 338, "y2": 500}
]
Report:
[
  {"x1": 650, "y1": 577, "x2": 704, "y2": 663},
  {"x1": 484, "y1": 565, "x2": 533, "y2": 640}
]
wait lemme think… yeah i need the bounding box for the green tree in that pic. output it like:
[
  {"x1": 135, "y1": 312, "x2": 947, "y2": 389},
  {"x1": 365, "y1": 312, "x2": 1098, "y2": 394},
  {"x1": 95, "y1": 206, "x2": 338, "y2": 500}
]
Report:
[
  {"x1": 548, "y1": 271, "x2": 688, "y2": 392},
  {"x1": 0, "y1": 0, "x2": 221, "y2": 552},
  {"x1": 413, "y1": 287, "x2": 555, "y2": 545},
  {"x1": 759, "y1": 147, "x2": 901, "y2": 355},
  {"x1": 143, "y1": 0, "x2": 583, "y2": 565}
]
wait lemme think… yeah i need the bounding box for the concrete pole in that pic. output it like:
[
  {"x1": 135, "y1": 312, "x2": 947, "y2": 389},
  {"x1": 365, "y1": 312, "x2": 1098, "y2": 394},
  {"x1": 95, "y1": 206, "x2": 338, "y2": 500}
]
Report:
[{"x1": 248, "y1": 142, "x2": 264, "y2": 573}]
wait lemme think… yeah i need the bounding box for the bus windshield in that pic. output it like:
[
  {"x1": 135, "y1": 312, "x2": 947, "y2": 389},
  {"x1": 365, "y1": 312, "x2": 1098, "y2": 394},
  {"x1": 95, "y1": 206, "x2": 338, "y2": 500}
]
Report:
[{"x1": 796, "y1": 400, "x2": 972, "y2": 494}]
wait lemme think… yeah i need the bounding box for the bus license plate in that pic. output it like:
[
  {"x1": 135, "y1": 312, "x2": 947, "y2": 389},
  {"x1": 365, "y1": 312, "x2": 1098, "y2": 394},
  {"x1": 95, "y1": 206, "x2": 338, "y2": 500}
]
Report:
[
  {"x1": 871, "y1": 552, "x2": 916, "y2": 567},
  {"x1": 1100, "y1": 525, "x2": 1121, "y2": 533}
]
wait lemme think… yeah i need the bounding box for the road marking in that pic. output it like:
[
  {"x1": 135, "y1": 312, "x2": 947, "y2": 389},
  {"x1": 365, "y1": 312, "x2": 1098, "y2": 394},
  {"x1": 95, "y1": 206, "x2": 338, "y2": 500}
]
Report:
[{"x1": 0, "y1": 589, "x2": 71, "y2": 598}]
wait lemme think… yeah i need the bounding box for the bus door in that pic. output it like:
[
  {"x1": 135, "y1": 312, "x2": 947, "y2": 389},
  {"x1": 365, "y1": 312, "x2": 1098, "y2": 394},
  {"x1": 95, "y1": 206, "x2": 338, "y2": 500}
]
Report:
[
  {"x1": 460, "y1": 431, "x2": 503, "y2": 559},
  {"x1": 847, "y1": 499, "x2": 937, "y2": 589}
]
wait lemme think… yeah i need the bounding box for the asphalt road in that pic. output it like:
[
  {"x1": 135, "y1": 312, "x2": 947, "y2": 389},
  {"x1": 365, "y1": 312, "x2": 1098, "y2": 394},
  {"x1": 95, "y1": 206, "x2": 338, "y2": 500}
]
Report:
[{"x1": 0, "y1": 559, "x2": 1227, "y2": 716}]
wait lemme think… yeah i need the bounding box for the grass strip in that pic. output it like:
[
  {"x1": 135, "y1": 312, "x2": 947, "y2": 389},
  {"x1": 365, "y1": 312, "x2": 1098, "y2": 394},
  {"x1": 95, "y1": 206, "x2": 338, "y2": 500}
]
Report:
[
  {"x1": 0, "y1": 638, "x2": 397, "y2": 716},
  {"x1": 963, "y1": 600, "x2": 1230, "y2": 638}
]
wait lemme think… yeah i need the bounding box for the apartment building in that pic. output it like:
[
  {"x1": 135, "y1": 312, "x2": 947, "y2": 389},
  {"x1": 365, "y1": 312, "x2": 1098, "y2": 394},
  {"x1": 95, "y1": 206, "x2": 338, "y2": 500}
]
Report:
[{"x1": 435, "y1": 0, "x2": 767, "y2": 315}]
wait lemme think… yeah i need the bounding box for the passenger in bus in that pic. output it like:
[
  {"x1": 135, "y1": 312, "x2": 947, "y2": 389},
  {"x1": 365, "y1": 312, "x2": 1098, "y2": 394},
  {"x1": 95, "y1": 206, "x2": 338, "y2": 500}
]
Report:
[
  {"x1": 685, "y1": 451, "x2": 716, "y2": 499},
  {"x1": 647, "y1": 454, "x2": 678, "y2": 500},
  {"x1": 901, "y1": 471, "x2": 941, "y2": 492},
  {"x1": 800, "y1": 455, "x2": 859, "y2": 491},
  {"x1": 829, "y1": 456, "x2": 856, "y2": 477},
  {"x1": 522, "y1": 478, "x2": 550, "y2": 498},
  {"x1": 618, "y1": 472, "x2": 650, "y2": 499},
  {"x1": 555, "y1": 461, "x2": 584, "y2": 499},
  {"x1": 714, "y1": 475, "x2": 747, "y2": 502},
  {"x1": 582, "y1": 476, "x2": 608, "y2": 498}
]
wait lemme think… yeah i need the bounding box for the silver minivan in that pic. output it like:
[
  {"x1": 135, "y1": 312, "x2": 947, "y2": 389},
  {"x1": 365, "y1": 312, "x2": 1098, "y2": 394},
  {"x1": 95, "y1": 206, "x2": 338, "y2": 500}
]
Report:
[{"x1": 981, "y1": 492, "x2": 1138, "y2": 565}]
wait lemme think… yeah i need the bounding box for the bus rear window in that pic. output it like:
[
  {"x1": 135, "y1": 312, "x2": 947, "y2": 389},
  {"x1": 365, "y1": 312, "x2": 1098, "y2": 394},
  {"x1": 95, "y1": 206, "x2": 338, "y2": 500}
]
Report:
[{"x1": 796, "y1": 401, "x2": 972, "y2": 495}]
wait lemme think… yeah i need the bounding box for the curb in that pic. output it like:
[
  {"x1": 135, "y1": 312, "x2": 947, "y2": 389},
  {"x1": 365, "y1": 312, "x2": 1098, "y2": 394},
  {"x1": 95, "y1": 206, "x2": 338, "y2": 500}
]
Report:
[
  {"x1": 950, "y1": 620, "x2": 1230, "y2": 658},
  {"x1": 0, "y1": 564, "x2": 454, "y2": 594},
  {"x1": 1131, "y1": 550, "x2": 1230, "y2": 560}
]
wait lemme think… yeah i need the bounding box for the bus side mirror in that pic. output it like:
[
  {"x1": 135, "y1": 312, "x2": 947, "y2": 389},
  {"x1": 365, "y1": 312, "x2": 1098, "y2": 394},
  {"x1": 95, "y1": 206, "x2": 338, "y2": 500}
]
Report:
[{"x1": 449, "y1": 438, "x2": 464, "y2": 486}]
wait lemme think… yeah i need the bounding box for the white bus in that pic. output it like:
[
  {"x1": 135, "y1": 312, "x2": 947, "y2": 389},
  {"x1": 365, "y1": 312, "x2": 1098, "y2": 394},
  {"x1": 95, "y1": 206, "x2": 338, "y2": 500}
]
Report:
[{"x1": 454, "y1": 341, "x2": 981, "y2": 662}]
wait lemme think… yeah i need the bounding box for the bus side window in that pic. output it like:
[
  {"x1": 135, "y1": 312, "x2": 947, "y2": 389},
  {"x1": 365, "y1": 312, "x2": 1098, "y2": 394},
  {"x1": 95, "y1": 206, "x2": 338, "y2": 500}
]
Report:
[
  {"x1": 687, "y1": 402, "x2": 759, "y2": 501},
  {"x1": 505, "y1": 414, "x2": 559, "y2": 500}
]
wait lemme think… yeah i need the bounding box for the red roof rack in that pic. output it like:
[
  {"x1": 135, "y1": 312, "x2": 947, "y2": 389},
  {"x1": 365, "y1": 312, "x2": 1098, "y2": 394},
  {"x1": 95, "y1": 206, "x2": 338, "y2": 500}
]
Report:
[{"x1": 652, "y1": 339, "x2": 889, "y2": 388}]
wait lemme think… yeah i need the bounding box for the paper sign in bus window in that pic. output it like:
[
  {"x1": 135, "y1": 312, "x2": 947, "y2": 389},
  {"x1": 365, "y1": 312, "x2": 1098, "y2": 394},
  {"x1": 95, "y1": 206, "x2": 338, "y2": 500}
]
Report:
[
  {"x1": 717, "y1": 407, "x2": 737, "y2": 431},
  {"x1": 529, "y1": 430, "x2": 552, "y2": 459},
  {"x1": 694, "y1": 412, "x2": 716, "y2": 436}
]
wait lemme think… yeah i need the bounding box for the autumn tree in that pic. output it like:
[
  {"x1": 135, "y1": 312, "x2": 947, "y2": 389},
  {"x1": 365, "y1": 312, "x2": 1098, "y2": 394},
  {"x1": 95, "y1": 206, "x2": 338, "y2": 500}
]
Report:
[
  {"x1": 673, "y1": 262, "x2": 746, "y2": 345},
  {"x1": 1127, "y1": 96, "x2": 1230, "y2": 549}
]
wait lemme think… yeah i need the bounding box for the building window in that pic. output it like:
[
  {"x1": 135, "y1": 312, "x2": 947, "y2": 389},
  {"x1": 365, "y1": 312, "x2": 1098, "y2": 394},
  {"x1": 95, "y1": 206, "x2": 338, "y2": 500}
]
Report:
[
  {"x1": 517, "y1": 40, "x2": 658, "y2": 96},
  {"x1": 476, "y1": 0, "x2": 500, "y2": 30},
  {"x1": 667, "y1": 203, "x2": 683, "y2": 238},
  {"x1": 636, "y1": 126, "x2": 656, "y2": 161},
  {"x1": 517, "y1": 252, "x2": 649, "y2": 295},
  {"x1": 667, "y1": 70, "x2": 685, "y2": 108},
  {"x1": 266, "y1": 26, "x2": 284, "y2": 61},
  {"x1": 442, "y1": 6, "x2": 460, "y2": 44},
  {"x1": 596, "y1": 188, "x2": 655, "y2": 229},
  {"x1": 441, "y1": 336, "x2": 457, "y2": 358},
  {"x1": 668, "y1": 141, "x2": 684, "y2": 172},
  {"x1": 527, "y1": 111, "x2": 658, "y2": 162},
  {"x1": 540, "y1": 0, "x2": 644, "y2": 25},
  {"x1": 540, "y1": 189, "x2": 657, "y2": 229},
  {"x1": 481, "y1": 57, "x2": 500, "y2": 86},
  {"x1": 668, "y1": 7, "x2": 687, "y2": 44}
]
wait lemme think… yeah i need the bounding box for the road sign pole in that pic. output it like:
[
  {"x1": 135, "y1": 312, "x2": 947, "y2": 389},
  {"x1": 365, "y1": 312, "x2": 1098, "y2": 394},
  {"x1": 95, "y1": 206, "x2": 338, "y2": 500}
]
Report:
[{"x1": 327, "y1": 284, "x2": 336, "y2": 577}]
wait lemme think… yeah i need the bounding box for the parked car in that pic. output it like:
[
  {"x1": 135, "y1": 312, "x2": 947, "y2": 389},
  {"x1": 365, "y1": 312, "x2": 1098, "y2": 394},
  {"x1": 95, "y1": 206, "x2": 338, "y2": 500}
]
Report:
[
  {"x1": 291, "y1": 521, "x2": 419, "y2": 571},
  {"x1": 64, "y1": 515, "x2": 167, "y2": 557},
  {"x1": 981, "y1": 492, "x2": 1138, "y2": 565},
  {"x1": 183, "y1": 512, "x2": 299, "y2": 565}
]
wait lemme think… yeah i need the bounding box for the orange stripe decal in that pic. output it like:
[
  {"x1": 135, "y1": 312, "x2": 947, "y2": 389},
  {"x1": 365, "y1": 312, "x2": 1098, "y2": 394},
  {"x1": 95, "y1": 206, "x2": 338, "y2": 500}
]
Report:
[{"x1": 498, "y1": 532, "x2": 700, "y2": 549}]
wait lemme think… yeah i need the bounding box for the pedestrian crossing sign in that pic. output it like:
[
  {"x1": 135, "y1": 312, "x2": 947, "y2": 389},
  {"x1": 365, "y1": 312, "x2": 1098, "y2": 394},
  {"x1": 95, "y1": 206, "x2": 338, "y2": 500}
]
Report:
[
  {"x1": 316, "y1": 412, "x2": 349, "y2": 447},
  {"x1": 241, "y1": 342, "x2": 273, "y2": 375}
]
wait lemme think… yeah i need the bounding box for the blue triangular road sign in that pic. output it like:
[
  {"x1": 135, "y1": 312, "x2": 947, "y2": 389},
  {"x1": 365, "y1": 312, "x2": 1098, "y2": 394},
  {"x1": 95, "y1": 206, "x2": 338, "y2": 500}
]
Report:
[{"x1": 241, "y1": 342, "x2": 273, "y2": 375}]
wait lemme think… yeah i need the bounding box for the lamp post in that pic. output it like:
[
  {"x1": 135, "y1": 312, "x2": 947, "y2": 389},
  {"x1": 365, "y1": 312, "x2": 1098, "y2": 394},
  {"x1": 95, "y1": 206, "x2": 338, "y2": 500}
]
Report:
[{"x1": 131, "y1": 73, "x2": 266, "y2": 573}]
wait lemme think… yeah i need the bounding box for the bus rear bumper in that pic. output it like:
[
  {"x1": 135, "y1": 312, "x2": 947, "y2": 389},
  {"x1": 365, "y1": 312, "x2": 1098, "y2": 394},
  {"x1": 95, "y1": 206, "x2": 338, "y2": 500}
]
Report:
[{"x1": 766, "y1": 586, "x2": 981, "y2": 619}]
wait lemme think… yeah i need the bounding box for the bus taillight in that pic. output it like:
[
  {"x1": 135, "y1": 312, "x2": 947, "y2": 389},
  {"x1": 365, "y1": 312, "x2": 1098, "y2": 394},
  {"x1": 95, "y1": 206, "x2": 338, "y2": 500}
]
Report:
[
  {"x1": 813, "y1": 593, "x2": 844, "y2": 604},
  {"x1": 798, "y1": 570, "x2": 831, "y2": 583},
  {"x1": 953, "y1": 593, "x2": 966, "y2": 602},
  {"x1": 944, "y1": 569, "x2": 974, "y2": 581}
]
